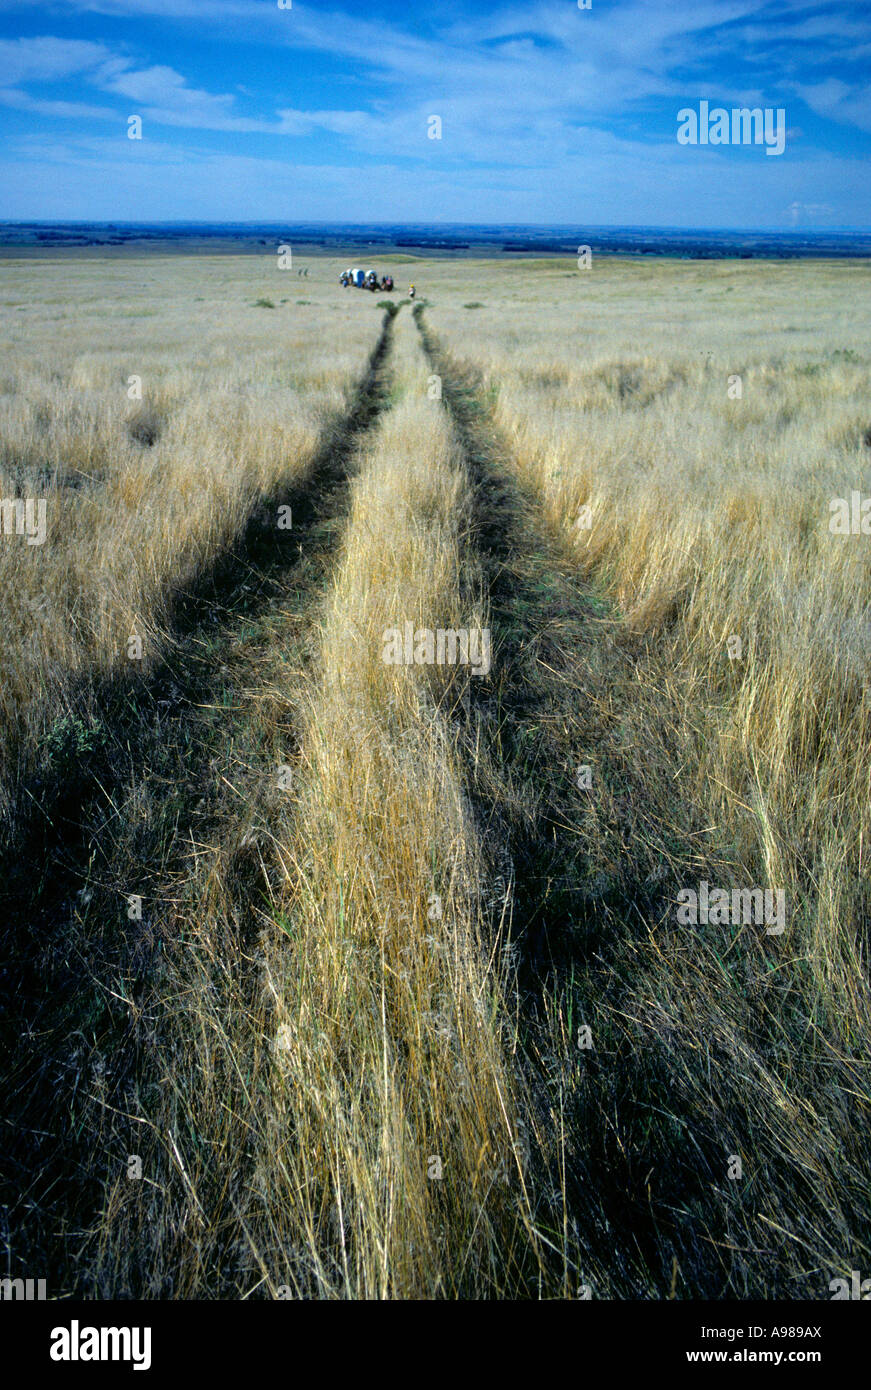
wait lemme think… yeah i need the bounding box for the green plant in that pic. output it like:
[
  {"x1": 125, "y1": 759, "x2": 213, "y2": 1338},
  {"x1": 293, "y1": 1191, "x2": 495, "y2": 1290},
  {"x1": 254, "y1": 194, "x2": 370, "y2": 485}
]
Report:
[{"x1": 44, "y1": 713, "x2": 106, "y2": 766}]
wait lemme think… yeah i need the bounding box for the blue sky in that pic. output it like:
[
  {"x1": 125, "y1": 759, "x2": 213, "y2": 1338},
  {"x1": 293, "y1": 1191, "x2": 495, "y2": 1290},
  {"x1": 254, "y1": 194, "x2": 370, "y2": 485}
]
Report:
[{"x1": 0, "y1": 0, "x2": 869, "y2": 227}]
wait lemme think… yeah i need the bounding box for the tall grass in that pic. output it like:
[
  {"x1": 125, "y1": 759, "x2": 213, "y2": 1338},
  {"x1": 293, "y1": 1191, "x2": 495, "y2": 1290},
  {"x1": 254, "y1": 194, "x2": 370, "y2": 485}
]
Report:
[
  {"x1": 428, "y1": 257, "x2": 871, "y2": 1022},
  {"x1": 247, "y1": 311, "x2": 531, "y2": 1295},
  {"x1": 420, "y1": 257, "x2": 871, "y2": 1296},
  {"x1": 88, "y1": 307, "x2": 537, "y2": 1298},
  {"x1": 4, "y1": 253, "x2": 869, "y2": 1299},
  {"x1": 0, "y1": 256, "x2": 377, "y2": 821}
]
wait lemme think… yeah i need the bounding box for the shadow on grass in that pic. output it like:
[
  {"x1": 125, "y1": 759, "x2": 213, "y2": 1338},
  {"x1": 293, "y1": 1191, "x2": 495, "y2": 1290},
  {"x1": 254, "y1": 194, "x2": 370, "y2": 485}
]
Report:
[
  {"x1": 412, "y1": 302, "x2": 813, "y2": 1299},
  {"x1": 0, "y1": 303, "x2": 401, "y2": 1292}
]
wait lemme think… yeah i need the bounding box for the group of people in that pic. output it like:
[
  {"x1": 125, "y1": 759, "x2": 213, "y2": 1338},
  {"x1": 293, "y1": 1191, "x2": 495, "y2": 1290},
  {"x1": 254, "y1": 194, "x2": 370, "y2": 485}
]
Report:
[
  {"x1": 339, "y1": 269, "x2": 417, "y2": 297},
  {"x1": 340, "y1": 268, "x2": 395, "y2": 291}
]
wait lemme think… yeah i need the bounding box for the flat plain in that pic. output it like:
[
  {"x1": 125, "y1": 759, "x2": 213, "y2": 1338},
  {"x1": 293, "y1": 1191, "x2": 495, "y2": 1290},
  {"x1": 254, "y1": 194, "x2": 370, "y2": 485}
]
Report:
[{"x1": 1, "y1": 251, "x2": 869, "y2": 1298}]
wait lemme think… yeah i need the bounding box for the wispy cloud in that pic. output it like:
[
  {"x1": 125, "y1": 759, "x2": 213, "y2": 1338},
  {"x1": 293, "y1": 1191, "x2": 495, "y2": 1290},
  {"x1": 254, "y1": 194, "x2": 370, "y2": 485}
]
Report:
[
  {"x1": 1, "y1": 0, "x2": 868, "y2": 224},
  {"x1": 793, "y1": 77, "x2": 871, "y2": 134},
  {"x1": 0, "y1": 34, "x2": 113, "y2": 82}
]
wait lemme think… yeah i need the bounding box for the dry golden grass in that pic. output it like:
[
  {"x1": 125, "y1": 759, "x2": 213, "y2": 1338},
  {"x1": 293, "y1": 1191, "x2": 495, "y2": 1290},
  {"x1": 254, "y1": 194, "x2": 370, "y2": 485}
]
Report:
[
  {"x1": 3, "y1": 252, "x2": 869, "y2": 1301},
  {"x1": 247, "y1": 312, "x2": 531, "y2": 1295},
  {"x1": 86, "y1": 306, "x2": 541, "y2": 1299},
  {"x1": 0, "y1": 256, "x2": 379, "y2": 817},
  {"x1": 425, "y1": 257, "x2": 871, "y2": 1023},
  {"x1": 411, "y1": 258, "x2": 871, "y2": 1297}
]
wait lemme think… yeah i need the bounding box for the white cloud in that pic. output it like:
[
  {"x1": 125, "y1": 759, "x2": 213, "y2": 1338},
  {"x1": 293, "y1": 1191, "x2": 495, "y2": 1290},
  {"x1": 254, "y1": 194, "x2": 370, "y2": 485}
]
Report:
[
  {"x1": 0, "y1": 86, "x2": 116, "y2": 119},
  {"x1": 1, "y1": 1, "x2": 869, "y2": 223},
  {"x1": 4, "y1": 126, "x2": 870, "y2": 227},
  {"x1": 793, "y1": 78, "x2": 871, "y2": 134},
  {"x1": 0, "y1": 35, "x2": 112, "y2": 83},
  {"x1": 96, "y1": 62, "x2": 272, "y2": 130}
]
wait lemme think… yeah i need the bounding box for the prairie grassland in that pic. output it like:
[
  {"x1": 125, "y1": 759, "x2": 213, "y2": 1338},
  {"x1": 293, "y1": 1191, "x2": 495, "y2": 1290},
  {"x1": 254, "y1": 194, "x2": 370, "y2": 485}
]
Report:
[
  {"x1": 0, "y1": 256, "x2": 379, "y2": 821},
  {"x1": 412, "y1": 256, "x2": 871, "y2": 1295},
  {"x1": 243, "y1": 311, "x2": 526, "y2": 1295},
  {"x1": 2, "y1": 252, "x2": 870, "y2": 1300},
  {"x1": 0, "y1": 253, "x2": 391, "y2": 1293},
  {"x1": 89, "y1": 308, "x2": 540, "y2": 1298},
  {"x1": 423, "y1": 256, "x2": 871, "y2": 1012}
]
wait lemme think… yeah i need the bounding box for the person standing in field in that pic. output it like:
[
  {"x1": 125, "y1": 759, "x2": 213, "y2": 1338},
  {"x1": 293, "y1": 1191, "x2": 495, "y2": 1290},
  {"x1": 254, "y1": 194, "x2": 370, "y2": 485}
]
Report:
[{"x1": 409, "y1": 283, "x2": 416, "y2": 299}]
